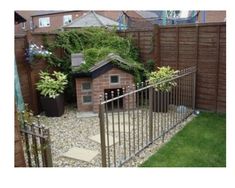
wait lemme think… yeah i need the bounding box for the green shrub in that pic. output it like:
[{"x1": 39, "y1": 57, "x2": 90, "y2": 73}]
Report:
[
  {"x1": 145, "y1": 59, "x2": 156, "y2": 72},
  {"x1": 36, "y1": 71, "x2": 68, "y2": 99},
  {"x1": 45, "y1": 28, "x2": 148, "y2": 101},
  {"x1": 148, "y1": 66, "x2": 179, "y2": 92}
]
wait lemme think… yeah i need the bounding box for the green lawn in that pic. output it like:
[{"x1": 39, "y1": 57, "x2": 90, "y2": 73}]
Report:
[{"x1": 140, "y1": 112, "x2": 226, "y2": 167}]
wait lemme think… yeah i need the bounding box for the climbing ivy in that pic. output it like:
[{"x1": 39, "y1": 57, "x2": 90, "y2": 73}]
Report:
[{"x1": 46, "y1": 27, "x2": 147, "y2": 101}]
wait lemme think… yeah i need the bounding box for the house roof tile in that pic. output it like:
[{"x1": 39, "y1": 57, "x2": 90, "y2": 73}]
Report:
[{"x1": 64, "y1": 11, "x2": 119, "y2": 28}]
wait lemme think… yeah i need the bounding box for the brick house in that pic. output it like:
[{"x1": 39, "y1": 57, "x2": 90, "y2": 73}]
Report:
[
  {"x1": 15, "y1": 11, "x2": 36, "y2": 35},
  {"x1": 74, "y1": 54, "x2": 136, "y2": 113},
  {"x1": 63, "y1": 11, "x2": 119, "y2": 30},
  {"x1": 123, "y1": 10, "x2": 226, "y2": 29},
  {"x1": 16, "y1": 10, "x2": 226, "y2": 34},
  {"x1": 29, "y1": 11, "x2": 139, "y2": 32},
  {"x1": 30, "y1": 10, "x2": 129, "y2": 32},
  {"x1": 197, "y1": 11, "x2": 226, "y2": 23},
  {"x1": 31, "y1": 11, "x2": 85, "y2": 32}
]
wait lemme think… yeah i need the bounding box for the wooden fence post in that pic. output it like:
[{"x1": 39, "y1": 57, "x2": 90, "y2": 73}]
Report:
[
  {"x1": 153, "y1": 24, "x2": 161, "y2": 69},
  {"x1": 176, "y1": 26, "x2": 179, "y2": 69},
  {"x1": 215, "y1": 25, "x2": 221, "y2": 112}
]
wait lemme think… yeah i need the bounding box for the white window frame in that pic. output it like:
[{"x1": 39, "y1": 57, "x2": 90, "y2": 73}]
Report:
[
  {"x1": 110, "y1": 75, "x2": 120, "y2": 85},
  {"x1": 63, "y1": 15, "x2": 72, "y2": 25},
  {"x1": 82, "y1": 95, "x2": 92, "y2": 104},
  {"x1": 81, "y1": 82, "x2": 92, "y2": 92},
  {"x1": 21, "y1": 22, "x2": 26, "y2": 29},
  {"x1": 39, "y1": 17, "x2": 50, "y2": 28}
]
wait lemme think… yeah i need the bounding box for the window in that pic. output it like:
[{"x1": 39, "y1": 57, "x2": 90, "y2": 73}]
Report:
[
  {"x1": 30, "y1": 21, "x2": 33, "y2": 30},
  {"x1": 81, "y1": 82, "x2": 91, "y2": 91},
  {"x1": 39, "y1": 17, "x2": 50, "y2": 27},
  {"x1": 21, "y1": 22, "x2": 26, "y2": 29},
  {"x1": 63, "y1": 15, "x2": 72, "y2": 25},
  {"x1": 110, "y1": 75, "x2": 119, "y2": 84},
  {"x1": 82, "y1": 95, "x2": 92, "y2": 104}
]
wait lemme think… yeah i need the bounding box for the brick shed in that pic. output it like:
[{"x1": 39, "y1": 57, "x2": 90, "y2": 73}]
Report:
[{"x1": 74, "y1": 54, "x2": 136, "y2": 113}]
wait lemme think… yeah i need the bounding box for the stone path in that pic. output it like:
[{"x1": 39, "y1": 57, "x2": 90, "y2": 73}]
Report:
[
  {"x1": 62, "y1": 147, "x2": 99, "y2": 162},
  {"x1": 88, "y1": 134, "x2": 118, "y2": 146}
]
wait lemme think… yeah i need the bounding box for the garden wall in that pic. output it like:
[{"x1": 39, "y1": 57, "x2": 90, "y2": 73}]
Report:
[{"x1": 118, "y1": 22, "x2": 226, "y2": 113}]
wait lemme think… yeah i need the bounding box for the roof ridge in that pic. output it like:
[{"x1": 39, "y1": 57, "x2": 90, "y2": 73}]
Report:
[
  {"x1": 92, "y1": 11, "x2": 105, "y2": 26},
  {"x1": 63, "y1": 11, "x2": 90, "y2": 27},
  {"x1": 89, "y1": 53, "x2": 130, "y2": 72}
]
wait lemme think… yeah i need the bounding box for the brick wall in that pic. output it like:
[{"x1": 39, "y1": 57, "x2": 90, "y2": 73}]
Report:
[
  {"x1": 197, "y1": 11, "x2": 226, "y2": 23},
  {"x1": 76, "y1": 67, "x2": 135, "y2": 113},
  {"x1": 93, "y1": 68, "x2": 135, "y2": 112},
  {"x1": 32, "y1": 11, "x2": 85, "y2": 33},
  {"x1": 76, "y1": 78, "x2": 93, "y2": 112},
  {"x1": 15, "y1": 11, "x2": 35, "y2": 35}
]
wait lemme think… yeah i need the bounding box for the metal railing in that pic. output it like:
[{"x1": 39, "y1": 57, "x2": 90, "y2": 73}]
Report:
[
  {"x1": 19, "y1": 112, "x2": 53, "y2": 167},
  {"x1": 99, "y1": 66, "x2": 196, "y2": 167}
]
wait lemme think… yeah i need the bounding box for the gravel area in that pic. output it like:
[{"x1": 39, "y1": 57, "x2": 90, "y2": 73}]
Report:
[
  {"x1": 38, "y1": 104, "x2": 195, "y2": 167},
  {"x1": 39, "y1": 105, "x2": 101, "y2": 167}
]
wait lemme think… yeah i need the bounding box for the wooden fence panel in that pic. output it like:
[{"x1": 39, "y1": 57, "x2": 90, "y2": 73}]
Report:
[{"x1": 158, "y1": 23, "x2": 226, "y2": 112}]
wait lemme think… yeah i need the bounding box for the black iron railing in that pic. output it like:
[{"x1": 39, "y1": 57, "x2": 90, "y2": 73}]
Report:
[{"x1": 99, "y1": 66, "x2": 196, "y2": 167}]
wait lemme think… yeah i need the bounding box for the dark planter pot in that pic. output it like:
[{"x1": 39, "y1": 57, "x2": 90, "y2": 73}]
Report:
[
  {"x1": 153, "y1": 91, "x2": 169, "y2": 113},
  {"x1": 40, "y1": 94, "x2": 65, "y2": 117}
]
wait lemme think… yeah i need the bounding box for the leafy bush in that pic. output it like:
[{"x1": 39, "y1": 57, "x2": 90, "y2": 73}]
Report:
[
  {"x1": 148, "y1": 66, "x2": 179, "y2": 92},
  {"x1": 45, "y1": 28, "x2": 147, "y2": 102},
  {"x1": 36, "y1": 71, "x2": 68, "y2": 99},
  {"x1": 47, "y1": 28, "x2": 143, "y2": 78}
]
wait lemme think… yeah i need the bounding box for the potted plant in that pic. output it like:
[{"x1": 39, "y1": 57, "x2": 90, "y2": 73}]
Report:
[
  {"x1": 148, "y1": 66, "x2": 178, "y2": 113},
  {"x1": 36, "y1": 71, "x2": 68, "y2": 117},
  {"x1": 25, "y1": 42, "x2": 52, "y2": 65}
]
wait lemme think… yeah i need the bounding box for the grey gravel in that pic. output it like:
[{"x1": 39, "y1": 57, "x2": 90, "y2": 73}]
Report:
[{"x1": 38, "y1": 104, "x2": 195, "y2": 167}]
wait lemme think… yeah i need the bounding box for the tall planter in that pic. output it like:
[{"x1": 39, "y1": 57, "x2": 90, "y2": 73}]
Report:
[
  {"x1": 40, "y1": 94, "x2": 65, "y2": 117},
  {"x1": 153, "y1": 91, "x2": 169, "y2": 113}
]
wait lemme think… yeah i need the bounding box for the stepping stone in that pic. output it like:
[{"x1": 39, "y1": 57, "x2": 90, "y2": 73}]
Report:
[
  {"x1": 89, "y1": 134, "x2": 118, "y2": 146},
  {"x1": 108, "y1": 115, "x2": 132, "y2": 123},
  {"x1": 108, "y1": 124, "x2": 132, "y2": 132},
  {"x1": 61, "y1": 147, "x2": 99, "y2": 162}
]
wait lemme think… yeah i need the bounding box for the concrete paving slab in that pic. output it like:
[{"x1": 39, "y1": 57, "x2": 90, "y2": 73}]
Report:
[
  {"x1": 76, "y1": 112, "x2": 98, "y2": 118},
  {"x1": 62, "y1": 147, "x2": 99, "y2": 162},
  {"x1": 89, "y1": 134, "x2": 118, "y2": 146},
  {"x1": 108, "y1": 124, "x2": 132, "y2": 132}
]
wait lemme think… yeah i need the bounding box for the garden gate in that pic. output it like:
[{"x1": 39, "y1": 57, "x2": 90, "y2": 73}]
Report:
[
  {"x1": 19, "y1": 112, "x2": 53, "y2": 167},
  {"x1": 99, "y1": 66, "x2": 196, "y2": 167}
]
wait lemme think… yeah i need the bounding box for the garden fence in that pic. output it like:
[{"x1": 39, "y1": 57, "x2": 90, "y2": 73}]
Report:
[
  {"x1": 99, "y1": 66, "x2": 196, "y2": 167},
  {"x1": 19, "y1": 113, "x2": 53, "y2": 167}
]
